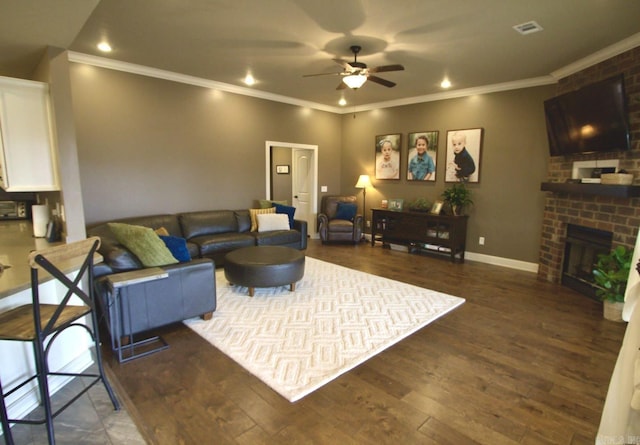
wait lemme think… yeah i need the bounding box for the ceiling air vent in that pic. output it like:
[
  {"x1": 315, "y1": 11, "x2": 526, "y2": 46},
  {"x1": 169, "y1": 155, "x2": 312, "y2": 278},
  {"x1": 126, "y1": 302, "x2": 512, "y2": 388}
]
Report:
[{"x1": 513, "y1": 21, "x2": 543, "y2": 35}]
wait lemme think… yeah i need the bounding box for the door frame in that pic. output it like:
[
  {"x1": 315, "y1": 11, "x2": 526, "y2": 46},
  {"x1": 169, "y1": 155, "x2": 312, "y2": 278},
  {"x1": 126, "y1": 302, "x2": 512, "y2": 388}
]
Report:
[{"x1": 265, "y1": 141, "x2": 318, "y2": 238}]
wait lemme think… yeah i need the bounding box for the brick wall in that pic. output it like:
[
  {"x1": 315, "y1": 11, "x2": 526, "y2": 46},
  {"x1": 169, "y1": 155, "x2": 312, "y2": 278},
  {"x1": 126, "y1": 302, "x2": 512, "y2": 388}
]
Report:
[{"x1": 538, "y1": 46, "x2": 640, "y2": 283}]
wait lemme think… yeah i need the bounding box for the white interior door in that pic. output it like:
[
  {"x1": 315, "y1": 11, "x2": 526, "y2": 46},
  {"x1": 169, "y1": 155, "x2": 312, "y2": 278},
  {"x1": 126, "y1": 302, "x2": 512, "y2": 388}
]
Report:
[
  {"x1": 265, "y1": 141, "x2": 318, "y2": 238},
  {"x1": 292, "y1": 149, "x2": 311, "y2": 225}
]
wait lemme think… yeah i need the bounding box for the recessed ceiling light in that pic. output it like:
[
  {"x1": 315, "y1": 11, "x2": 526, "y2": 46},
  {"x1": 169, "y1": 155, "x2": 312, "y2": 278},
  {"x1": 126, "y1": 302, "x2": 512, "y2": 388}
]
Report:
[
  {"x1": 440, "y1": 78, "x2": 451, "y2": 89},
  {"x1": 513, "y1": 21, "x2": 543, "y2": 35},
  {"x1": 338, "y1": 98, "x2": 347, "y2": 106},
  {"x1": 97, "y1": 42, "x2": 112, "y2": 52},
  {"x1": 244, "y1": 73, "x2": 256, "y2": 86}
]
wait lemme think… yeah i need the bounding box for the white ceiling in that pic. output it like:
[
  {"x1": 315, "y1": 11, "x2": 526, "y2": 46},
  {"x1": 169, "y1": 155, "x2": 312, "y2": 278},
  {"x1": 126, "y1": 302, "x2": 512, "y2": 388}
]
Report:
[{"x1": 2, "y1": 0, "x2": 640, "y2": 111}]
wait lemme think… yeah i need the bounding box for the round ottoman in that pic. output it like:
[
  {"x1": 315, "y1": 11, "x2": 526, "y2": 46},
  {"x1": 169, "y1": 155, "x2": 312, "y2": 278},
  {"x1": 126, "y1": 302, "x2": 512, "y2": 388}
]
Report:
[{"x1": 224, "y1": 246, "x2": 305, "y2": 296}]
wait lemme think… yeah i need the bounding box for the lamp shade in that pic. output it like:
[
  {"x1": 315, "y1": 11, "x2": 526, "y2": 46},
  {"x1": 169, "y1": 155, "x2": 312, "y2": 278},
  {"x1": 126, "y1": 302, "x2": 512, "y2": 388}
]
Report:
[
  {"x1": 343, "y1": 74, "x2": 367, "y2": 89},
  {"x1": 355, "y1": 174, "x2": 372, "y2": 189}
]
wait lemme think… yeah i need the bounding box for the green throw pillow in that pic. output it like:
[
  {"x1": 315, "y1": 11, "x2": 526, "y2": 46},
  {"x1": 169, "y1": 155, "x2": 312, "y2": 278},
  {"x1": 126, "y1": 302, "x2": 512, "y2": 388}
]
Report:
[{"x1": 108, "y1": 222, "x2": 179, "y2": 267}]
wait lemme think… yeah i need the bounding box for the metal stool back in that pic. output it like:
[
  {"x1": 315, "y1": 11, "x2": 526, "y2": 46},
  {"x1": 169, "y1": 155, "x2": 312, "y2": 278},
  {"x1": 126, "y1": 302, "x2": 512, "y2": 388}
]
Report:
[{"x1": 0, "y1": 237, "x2": 119, "y2": 444}]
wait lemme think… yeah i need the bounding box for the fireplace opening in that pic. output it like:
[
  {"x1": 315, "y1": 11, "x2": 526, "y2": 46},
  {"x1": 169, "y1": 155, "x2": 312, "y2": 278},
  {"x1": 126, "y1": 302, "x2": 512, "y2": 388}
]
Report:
[{"x1": 562, "y1": 224, "x2": 613, "y2": 300}]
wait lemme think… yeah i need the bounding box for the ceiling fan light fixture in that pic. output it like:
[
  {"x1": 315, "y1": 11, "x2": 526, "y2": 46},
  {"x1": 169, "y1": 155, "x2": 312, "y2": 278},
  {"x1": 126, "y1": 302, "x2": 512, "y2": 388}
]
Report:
[{"x1": 343, "y1": 74, "x2": 367, "y2": 89}]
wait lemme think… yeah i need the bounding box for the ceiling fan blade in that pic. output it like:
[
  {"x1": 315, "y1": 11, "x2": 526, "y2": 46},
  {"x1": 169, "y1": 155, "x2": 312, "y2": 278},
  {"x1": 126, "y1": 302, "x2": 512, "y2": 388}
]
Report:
[
  {"x1": 336, "y1": 80, "x2": 347, "y2": 90},
  {"x1": 368, "y1": 64, "x2": 405, "y2": 73},
  {"x1": 303, "y1": 72, "x2": 341, "y2": 77},
  {"x1": 333, "y1": 58, "x2": 353, "y2": 71},
  {"x1": 368, "y1": 75, "x2": 396, "y2": 88}
]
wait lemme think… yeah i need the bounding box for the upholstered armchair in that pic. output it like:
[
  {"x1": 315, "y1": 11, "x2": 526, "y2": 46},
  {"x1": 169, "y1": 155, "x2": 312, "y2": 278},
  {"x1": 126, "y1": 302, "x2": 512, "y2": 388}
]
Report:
[{"x1": 318, "y1": 195, "x2": 363, "y2": 244}]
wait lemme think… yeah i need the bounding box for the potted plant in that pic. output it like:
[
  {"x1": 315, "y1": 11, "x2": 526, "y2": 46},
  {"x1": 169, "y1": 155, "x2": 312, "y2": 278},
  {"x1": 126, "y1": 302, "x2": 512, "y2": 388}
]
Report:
[
  {"x1": 592, "y1": 245, "x2": 633, "y2": 322},
  {"x1": 441, "y1": 183, "x2": 473, "y2": 215},
  {"x1": 407, "y1": 197, "x2": 432, "y2": 212}
]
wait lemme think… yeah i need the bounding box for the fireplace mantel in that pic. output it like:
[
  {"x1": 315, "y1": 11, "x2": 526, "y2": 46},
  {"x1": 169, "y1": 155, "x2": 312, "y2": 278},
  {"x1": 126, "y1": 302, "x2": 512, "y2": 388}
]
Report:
[{"x1": 540, "y1": 182, "x2": 640, "y2": 198}]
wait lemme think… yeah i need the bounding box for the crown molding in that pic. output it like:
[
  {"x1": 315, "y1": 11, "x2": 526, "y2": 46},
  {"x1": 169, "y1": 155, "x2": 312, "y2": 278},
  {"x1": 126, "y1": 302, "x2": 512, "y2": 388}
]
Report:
[
  {"x1": 343, "y1": 76, "x2": 557, "y2": 113},
  {"x1": 67, "y1": 51, "x2": 342, "y2": 113},
  {"x1": 551, "y1": 32, "x2": 640, "y2": 80},
  {"x1": 69, "y1": 32, "x2": 640, "y2": 115}
]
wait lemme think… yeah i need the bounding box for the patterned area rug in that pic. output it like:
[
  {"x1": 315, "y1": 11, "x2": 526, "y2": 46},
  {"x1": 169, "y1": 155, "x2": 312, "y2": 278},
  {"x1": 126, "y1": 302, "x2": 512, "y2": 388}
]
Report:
[{"x1": 184, "y1": 257, "x2": 465, "y2": 402}]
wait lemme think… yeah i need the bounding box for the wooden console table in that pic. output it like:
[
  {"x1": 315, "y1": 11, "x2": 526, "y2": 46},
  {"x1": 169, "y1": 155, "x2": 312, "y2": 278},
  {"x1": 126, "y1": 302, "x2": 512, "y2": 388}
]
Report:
[{"x1": 371, "y1": 208, "x2": 468, "y2": 262}]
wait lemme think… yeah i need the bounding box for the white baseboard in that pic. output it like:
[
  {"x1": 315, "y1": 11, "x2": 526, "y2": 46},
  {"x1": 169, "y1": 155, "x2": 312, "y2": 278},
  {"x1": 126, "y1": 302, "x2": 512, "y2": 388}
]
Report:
[
  {"x1": 363, "y1": 234, "x2": 538, "y2": 273},
  {"x1": 465, "y1": 251, "x2": 539, "y2": 273}
]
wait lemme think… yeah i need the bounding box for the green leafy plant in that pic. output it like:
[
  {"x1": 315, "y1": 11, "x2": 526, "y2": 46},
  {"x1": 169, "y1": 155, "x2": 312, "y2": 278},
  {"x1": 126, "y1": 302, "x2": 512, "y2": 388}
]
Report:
[
  {"x1": 441, "y1": 183, "x2": 473, "y2": 215},
  {"x1": 407, "y1": 197, "x2": 432, "y2": 212},
  {"x1": 592, "y1": 246, "x2": 633, "y2": 302}
]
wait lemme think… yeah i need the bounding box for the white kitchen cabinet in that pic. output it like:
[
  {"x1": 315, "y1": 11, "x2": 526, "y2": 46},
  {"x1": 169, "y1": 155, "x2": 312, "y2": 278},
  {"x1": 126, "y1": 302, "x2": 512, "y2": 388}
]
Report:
[{"x1": 0, "y1": 76, "x2": 59, "y2": 191}]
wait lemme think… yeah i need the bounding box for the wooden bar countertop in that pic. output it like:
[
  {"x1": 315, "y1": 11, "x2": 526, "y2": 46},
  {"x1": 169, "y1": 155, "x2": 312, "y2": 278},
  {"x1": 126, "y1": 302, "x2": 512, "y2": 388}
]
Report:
[{"x1": 0, "y1": 220, "x2": 63, "y2": 299}]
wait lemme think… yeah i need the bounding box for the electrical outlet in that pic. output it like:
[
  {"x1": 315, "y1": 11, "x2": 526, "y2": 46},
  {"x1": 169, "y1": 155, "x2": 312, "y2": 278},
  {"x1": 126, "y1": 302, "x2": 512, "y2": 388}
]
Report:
[
  {"x1": 366, "y1": 220, "x2": 371, "y2": 228},
  {"x1": 479, "y1": 236, "x2": 485, "y2": 245},
  {"x1": 321, "y1": 185, "x2": 328, "y2": 192}
]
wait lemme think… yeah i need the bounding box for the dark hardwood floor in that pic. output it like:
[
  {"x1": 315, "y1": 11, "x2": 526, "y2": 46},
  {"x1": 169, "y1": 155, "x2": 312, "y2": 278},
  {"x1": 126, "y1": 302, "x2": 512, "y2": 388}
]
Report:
[{"x1": 103, "y1": 240, "x2": 626, "y2": 445}]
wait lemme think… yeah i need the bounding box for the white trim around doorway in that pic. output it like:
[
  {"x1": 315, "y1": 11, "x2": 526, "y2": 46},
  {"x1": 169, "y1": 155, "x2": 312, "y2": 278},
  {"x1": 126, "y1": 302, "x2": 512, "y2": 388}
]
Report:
[{"x1": 265, "y1": 141, "x2": 318, "y2": 238}]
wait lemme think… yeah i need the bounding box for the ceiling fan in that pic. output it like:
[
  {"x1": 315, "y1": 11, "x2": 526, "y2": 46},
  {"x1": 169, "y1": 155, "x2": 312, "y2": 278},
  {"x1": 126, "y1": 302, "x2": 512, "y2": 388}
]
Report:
[{"x1": 304, "y1": 45, "x2": 404, "y2": 90}]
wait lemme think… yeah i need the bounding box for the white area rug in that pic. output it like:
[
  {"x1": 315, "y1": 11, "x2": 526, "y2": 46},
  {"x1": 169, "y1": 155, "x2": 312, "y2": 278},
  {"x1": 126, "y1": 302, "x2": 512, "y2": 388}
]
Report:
[{"x1": 184, "y1": 257, "x2": 465, "y2": 402}]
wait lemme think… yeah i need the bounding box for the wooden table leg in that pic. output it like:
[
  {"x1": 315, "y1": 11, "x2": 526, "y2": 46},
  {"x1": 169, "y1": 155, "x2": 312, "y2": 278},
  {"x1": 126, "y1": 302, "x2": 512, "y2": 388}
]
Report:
[{"x1": 249, "y1": 287, "x2": 255, "y2": 297}]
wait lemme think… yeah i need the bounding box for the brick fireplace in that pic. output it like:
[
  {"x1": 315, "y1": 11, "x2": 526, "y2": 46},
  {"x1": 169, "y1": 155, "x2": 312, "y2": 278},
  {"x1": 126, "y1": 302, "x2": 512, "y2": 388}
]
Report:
[
  {"x1": 538, "y1": 178, "x2": 640, "y2": 284},
  {"x1": 537, "y1": 46, "x2": 640, "y2": 285},
  {"x1": 561, "y1": 224, "x2": 613, "y2": 299}
]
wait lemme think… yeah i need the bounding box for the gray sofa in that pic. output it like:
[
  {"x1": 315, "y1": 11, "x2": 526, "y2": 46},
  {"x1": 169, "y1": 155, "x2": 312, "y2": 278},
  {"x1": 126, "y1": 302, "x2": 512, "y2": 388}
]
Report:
[{"x1": 87, "y1": 209, "x2": 307, "y2": 340}]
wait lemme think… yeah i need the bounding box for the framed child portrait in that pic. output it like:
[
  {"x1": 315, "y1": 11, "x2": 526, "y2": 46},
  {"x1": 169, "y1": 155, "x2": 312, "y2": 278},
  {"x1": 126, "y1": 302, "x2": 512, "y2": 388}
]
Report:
[
  {"x1": 375, "y1": 133, "x2": 402, "y2": 180},
  {"x1": 407, "y1": 131, "x2": 438, "y2": 181},
  {"x1": 445, "y1": 128, "x2": 483, "y2": 183}
]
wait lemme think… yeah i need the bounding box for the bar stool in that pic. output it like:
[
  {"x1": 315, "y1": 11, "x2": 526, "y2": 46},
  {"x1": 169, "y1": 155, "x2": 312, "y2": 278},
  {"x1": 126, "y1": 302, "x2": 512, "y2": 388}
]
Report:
[{"x1": 0, "y1": 237, "x2": 119, "y2": 445}]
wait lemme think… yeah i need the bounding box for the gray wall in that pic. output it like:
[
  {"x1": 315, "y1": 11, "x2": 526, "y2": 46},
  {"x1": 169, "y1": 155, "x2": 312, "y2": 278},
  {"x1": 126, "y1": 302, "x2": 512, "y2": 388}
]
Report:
[
  {"x1": 70, "y1": 62, "x2": 553, "y2": 263},
  {"x1": 341, "y1": 85, "x2": 555, "y2": 263},
  {"x1": 69, "y1": 65, "x2": 342, "y2": 224},
  {"x1": 271, "y1": 146, "x2": 293, "y2": 203}
]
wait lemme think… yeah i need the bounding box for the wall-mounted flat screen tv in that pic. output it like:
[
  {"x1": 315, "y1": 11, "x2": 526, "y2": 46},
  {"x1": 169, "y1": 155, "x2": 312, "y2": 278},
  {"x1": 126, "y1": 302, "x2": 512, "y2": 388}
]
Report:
[{"x1": 544, "y1": 74, "x2": 630, "y2": 156}]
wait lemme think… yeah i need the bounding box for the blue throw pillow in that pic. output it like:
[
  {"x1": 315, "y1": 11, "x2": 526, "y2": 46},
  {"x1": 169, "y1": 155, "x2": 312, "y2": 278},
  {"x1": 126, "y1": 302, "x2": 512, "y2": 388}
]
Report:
[
  {"x1": 273, "y1": 203, "x2": 296, "y2": 228},
  {"x1": 335, "y1": 202, "x2": 357, "y2": 221},
  {"x1": 159, "y1": 235, "x2": 191, "y2": 263}
]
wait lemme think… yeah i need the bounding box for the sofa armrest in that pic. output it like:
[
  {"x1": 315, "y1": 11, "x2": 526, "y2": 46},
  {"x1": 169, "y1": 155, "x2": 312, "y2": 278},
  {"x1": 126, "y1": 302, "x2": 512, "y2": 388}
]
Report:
[
  {"x1": 318, "y1": 213, "x2": 329, "y2": 241},
  {"x1": 293, "y1": 219, "x2": 308, "y2": 249},
  {"x1": 353, "y1": 214, "x2": 364, "y2": 239},
  {"x1": 95, "y1": 258, "x2": 216, "y2": 337}
]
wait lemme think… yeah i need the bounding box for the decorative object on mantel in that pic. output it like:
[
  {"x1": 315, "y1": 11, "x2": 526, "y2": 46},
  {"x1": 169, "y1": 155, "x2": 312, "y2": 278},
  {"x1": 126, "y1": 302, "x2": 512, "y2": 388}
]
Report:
[
  {"x1": 601, "y1": 171, "x2": 634, "y2": 185},
  {"x1": 593, "y1": 246, "x2": 633, "y2": 322},
  {"x1": 406, "y1": 197, "x2": 432, "y2": 212},
  {"x1": 387, "y1": 198, "x2": 404, "y2": 211},
  {"x1": 441, "y1": 183, "x2": 473, "y2": 216},
  {"x1": 430, "y1": 200, "x2": 444, "y2": 215}
]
